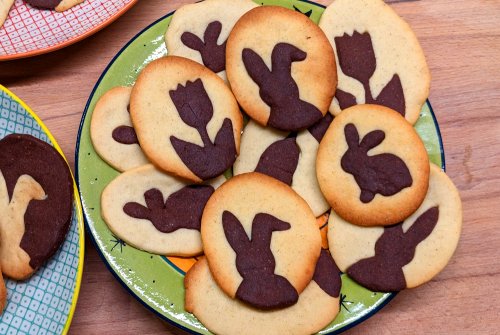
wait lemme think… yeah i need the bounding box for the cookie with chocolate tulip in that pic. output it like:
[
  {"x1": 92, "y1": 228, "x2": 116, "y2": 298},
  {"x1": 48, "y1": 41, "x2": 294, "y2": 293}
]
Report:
[
  {"x1": 226, "y1": 6, "x2": 337, "y2": 131},
  {"x1": 328, "y1": 164, "x2": 462, "y2": 292},
  {"x1": 0, "y1": 134, "x2": 73, "y2": 280},
  {"x1": 90, "y1": 86, "x2": 149, "y2": 172},
  {"x1": 233, "y1": 114, "x2": 334, "y2": 216},
  {"x1": 316, "y1": 104, "x2": 429, "y2": 226},
  {"x1": 201, "y1": 173, "x2": 321, "y2": 310},
  {"x1": 101, "y1": 164, "x2": 225, "y2": 256},
  {"x1": 130, "y1": 56, "x2": 243, "y2": 182},
  {"x1": 318, "y1": 0, "x2": 431, "y2": 125},
  {"x1": 165, "y1": 0, "x2": 258, "y2": 82},
  {"x1": 185, "y1": 250, "x2": 341, "y2": 335}
]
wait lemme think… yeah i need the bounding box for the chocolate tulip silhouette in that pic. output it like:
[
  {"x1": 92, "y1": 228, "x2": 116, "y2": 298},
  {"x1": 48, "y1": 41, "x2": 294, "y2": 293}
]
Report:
[
  {"x1": 334, "y1": 31, "x2": 405, "y2": 115},
  {"x1": 222, "y1": 211, "x2": 299, "y2": 309},
  {"x1": 181, "y1": 21, "x2": 227, "y2": 73},
  {"x1": 112, "y1": 105, "x2": 139, "y2": 145},
  {"x1": 169, "y1": 79, "x2": 236, "y2": 180},
  {"x1": 347, "y1": 206, "x2": 439, "y2": 292},
  {"x1": 243, "y1": 43, "x2": 323, "y2": 131},
  {"x1": 123, "y1": 185, "x2": 214, "y2": 233},
  {"x1": 341, "y1": 123, "x2": 412, "y2": 203}
]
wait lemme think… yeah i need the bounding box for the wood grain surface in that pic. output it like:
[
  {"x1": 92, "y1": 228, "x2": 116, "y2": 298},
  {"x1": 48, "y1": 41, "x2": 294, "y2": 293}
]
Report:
[{"x1": 1, "y1": 0, "x2": 499, "y2": 334}]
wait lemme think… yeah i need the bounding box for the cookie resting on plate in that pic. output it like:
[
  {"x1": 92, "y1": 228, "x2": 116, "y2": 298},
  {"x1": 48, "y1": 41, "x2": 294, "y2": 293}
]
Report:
[
  {"x1": 233, "y1": 114, "x2": 333, "y2": 217},
  {"x1": 201, "y1": 172, "x2": 321, "y2": 310},
  {"x1": 165, "y1": 0, "x2": 258, "y2": 83},
  {"x1": 226, "y1": 5, "x2": 337, "y2": 131},
  {"x1": 101, "y1": 164, "x2": 225, "y2": 256},
  {"x1": 319, "y1": 0, "x2": 431, "y2": 125},
  {"x1": 316, "y1": 104, "x2": 430, "y2": 226},
  {"x1": 130, "y1": 56, "x2": 243, "y2": 182},
  {"x1": 185, "y1": 250, "x2": 341, "y2": 335},
  {"x1": 328, "y1": 164, "x2": 462, "y2": 292},
  {"x1": 0, "y1": 134, "x2": 73, "y2": 280}
]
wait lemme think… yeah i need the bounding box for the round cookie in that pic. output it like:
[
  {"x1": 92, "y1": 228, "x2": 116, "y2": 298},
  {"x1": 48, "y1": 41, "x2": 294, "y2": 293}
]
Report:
[
  {"x1": 226, "y1": 6, "x2": 337, "y2": 131},
  {"x1": 101, "y1": 164, "x2": 225, "y2": 256},
  {"x1": 316, "y1": 104, "x2": 430, "y2": 226},
  {"x1": 90, "y1": 86, "x2": 149, "y2": 172},
  {"x1": 328, "y1": 164, "x2": 462, "y2": 292},
  {"x1": 130, "y1": 56, "x2": 242, "y2": 182},
  {"x1": 165, "y1": 0, "x2": 258, "y2": 82},
  {"x1": 201, "y1": 172, "x2": 321, "y2": 310},
  {"x1": 185, "y1": 251, "x2": 341, "y2": 335},
  {"x1": 233, "y1": 115, "x2": 333, "y2": 216},
  {"x1": 319, "y1": 0, "x2": 431, "y2": 125},
  {"x1": 0, "y1": 134, "x2": 73, "y2": 280}
]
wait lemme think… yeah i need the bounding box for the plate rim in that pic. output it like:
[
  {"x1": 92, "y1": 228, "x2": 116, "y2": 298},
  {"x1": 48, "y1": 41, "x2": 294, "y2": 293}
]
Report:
[
  {"x1": 74, "y1": 1, "x2": 446, "y2": 334},
  {"x1": 0, "y1": 0, "x2": 139, "y2": 61},
  {"x1": 0, "y1": 84, "x2": 86, "y2": 335}
]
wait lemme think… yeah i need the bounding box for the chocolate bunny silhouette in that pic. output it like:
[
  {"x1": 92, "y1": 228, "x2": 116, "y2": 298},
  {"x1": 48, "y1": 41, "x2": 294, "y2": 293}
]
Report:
[
  {"x1": 181, "y1": 21, "x2": 226, "y2": 73},
  {"x1": 123, "y1": 185, "x2": 214, "y2": 233},
  {"x1": 222, "y1": 210, "x2": 299, "y2": 309},
  {"x1": 243, "y1": 43, "x2": 323, "y2": 131},
  {"x1": 341, "y1": 123, "x2": 412, "y2": 203},
  {"x1": 347, "y1": 206, "x2": 439, "y2": 292}
]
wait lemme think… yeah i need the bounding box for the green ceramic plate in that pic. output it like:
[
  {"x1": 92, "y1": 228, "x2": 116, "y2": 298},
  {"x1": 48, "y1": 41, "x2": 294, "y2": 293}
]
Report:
[
  {"x1": 0, "y1": 85, "x2": 85, "y2": 335},
  {"x1": 76, "y1": 1, "x2": 445, "y2": 334}
]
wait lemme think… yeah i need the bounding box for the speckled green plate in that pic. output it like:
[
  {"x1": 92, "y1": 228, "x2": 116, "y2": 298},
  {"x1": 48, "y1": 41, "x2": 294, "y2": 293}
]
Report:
[
  {"x1": 0, "y1": 85, "x2": 85, "y2": 335},
  {"x1": 76, "y1": 1, "x2": 445, "y2": 334}
]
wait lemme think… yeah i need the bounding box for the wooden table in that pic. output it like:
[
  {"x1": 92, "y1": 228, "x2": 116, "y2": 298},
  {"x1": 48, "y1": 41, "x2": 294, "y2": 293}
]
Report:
[{"x1": 1, "y1": 0, "x2": 499, "y2": 333}]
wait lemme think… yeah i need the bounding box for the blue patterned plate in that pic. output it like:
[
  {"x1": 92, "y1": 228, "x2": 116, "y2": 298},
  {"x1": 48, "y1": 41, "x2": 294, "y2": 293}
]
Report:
[{"x1": 0, "y1": 85, "x2": 84, "y2": 335}]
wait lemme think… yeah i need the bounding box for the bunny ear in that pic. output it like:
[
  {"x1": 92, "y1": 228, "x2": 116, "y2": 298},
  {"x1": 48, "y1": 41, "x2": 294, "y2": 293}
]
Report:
[
  {"x1": 204, "y1": 21, "x2": 222, "y2": 44},
  {"x1": 123, "y1": 202, "x2": 151, "y2": 221},
  {"x1": 251, "y1": 213, "x2": 290, "y2": 248},
  {"x1": 360, "y1": 130, "x2": 385, "y2": 151},
  {"x1": 271, "y1": 43, "x2": 307, "y2": 74},
  {"x1": 344, "y1": 123, "x2": 360, "y2": 148},
  {"x1": 222, "y1": 211, "x2": 250, "y2": 254},
  {"x1": 181, "y1": 31, "x2": 205, "y2": 52},
  {"x1": 143, "y1": 188, "x2": 165, "y2": 210},
  {"x1": 404, "y1": 206, "x2": 439, "y2": 247},
  {"x1": 243, "y1": 48, "x2": 272, "y2": 87}
]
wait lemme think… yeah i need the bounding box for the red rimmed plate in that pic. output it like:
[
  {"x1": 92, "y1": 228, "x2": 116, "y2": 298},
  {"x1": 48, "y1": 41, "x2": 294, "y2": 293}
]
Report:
[{"x1": 0, "y1": 0, "x2": 138, "y2": 61}]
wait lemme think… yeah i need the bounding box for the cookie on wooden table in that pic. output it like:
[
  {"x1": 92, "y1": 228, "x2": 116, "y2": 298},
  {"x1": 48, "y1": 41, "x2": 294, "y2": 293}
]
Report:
[
  {"x1": 0, "y1": 134, "x2": 73, "y2": 280},
  {"x1": 130, "y1": 56, "x2": 242, "y2": 182},
  {"x1": 316, "y1": 104, "x2": 429, "y2": 227},
  {"x1": 233, "y1": 114, "x2": 333, "y2": 216},
  {"x1": 318, "y1": 0, "x2": 431, "y2": 125},
  {"x1": 226, "y1": 6, "x2": 337, "y2": 131},
  {"x1": 165, "y1": 0, "x2": 258, "y2": 82},
  {"x1": 185, "y1": 251, "x2": 341, "y2": 335},
  {"x1": 201, "y1": 172, "x2": 321, "y2": 310},
  {"x1": 90, "y1": 86, "x2": 149, "y2": 172},
  {"x1": 101, "y1": 164, "x2": 225, "y2": 256},
  {"x1": 328, "y1": 164, "x2": 462, "y2": 292}
]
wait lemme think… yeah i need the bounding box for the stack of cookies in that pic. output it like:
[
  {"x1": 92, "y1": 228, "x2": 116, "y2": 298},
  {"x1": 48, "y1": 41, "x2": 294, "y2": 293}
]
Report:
[{"x1": 92, "y1": 0, "x2": 463, "y2": 334}]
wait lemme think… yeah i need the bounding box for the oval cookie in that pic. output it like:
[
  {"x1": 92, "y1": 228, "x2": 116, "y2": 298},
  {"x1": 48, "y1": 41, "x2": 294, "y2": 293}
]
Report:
[
  {"x1": 0, "y1": 134, "x2": 73, "y2": 280},
  {"x1": 165, "y1": 0, "x2": 258, "y2": 82},
  {"x1": 130, "y1": 56, "x2": 243, "y2": 182},
  {"x1": 233, "y1": 115, "x2": 333, "y2": 216},
  {"x1": 328, "y1": 164, "x2": 462, "y2": 292},
  {"x1": 101, "y1": 164, "x2": 225, "y2": 256},
  {"x1": 226, "y1": 6, "x2": 337, "y2": 131},
  {"x1": 319, "y1": 0, "x2": 431, "y2": 125},
  {"x1": 316, "y1": 104, "x2": 429, "y2": 226},
  {"x1": 201, "y1": 172, "x2": 321, "y2": 310},
  {"x1": 185, "y1": 251, "x2": 341, "y2": 335},
  {"x1": 90, "y1": 86, "x2": 149, "y2": 172}
]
